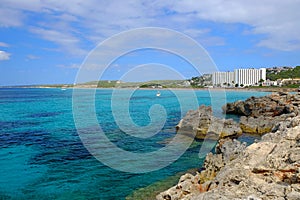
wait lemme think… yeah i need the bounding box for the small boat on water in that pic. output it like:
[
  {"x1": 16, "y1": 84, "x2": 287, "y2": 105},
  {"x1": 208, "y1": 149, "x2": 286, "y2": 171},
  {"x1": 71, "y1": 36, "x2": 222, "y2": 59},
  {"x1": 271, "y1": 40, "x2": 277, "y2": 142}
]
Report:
[{"x1": 156, "y1": 91, "x2": 161, "y2": 97}]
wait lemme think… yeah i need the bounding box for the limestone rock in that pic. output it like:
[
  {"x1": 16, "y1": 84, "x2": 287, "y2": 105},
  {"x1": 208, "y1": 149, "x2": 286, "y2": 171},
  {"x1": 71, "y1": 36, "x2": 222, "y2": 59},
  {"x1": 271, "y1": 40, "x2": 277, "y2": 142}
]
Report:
[
  {"x1": 223, "y1": 93, "x2": 299, "y2": 118},
  {"x1": 192, "y1": 125, "x2": 300, "y2": 199},
  {"x1": 158, "y1": 93, "x2": 300, "y2": 200},
  {"x1": 176, "y1": 105, "x2": 242, "y2": 140},
  {"x1": 156, "y1": 173, "x2": 202, "y2": 200},
  {"x1": 225, "y1": 93, "x2": 300, "y2": 135},
  {"x1": 216, "y1": 138, "x2": 247, "y2": 163},
  {"x1": 156, "y1": 139, "x2": 246, "y2": 200},
  {"x1": 157, "y1": 120, "x2": 300, "y2": 200}
]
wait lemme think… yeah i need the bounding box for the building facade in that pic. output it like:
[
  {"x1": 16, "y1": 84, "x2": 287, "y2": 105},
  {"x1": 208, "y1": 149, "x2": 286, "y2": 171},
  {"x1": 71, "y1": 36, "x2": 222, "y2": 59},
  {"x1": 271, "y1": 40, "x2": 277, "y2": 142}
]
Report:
[
  {"x1": 234, "y1": 68, "x2": 266, "y2": 86},
  {"x1": 213, "y1": 68, "x2": 266, "y2": 87},
  {"x1": 212, "y1": 71, "x2": 235, "y2": 86}
]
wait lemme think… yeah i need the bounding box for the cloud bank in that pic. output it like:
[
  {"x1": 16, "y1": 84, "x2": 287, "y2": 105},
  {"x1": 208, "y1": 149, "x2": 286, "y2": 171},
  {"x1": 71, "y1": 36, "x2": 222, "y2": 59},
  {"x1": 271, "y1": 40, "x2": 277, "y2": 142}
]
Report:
[{"x1": 0, "y1": 0, "x2": 300, "y2": 54}]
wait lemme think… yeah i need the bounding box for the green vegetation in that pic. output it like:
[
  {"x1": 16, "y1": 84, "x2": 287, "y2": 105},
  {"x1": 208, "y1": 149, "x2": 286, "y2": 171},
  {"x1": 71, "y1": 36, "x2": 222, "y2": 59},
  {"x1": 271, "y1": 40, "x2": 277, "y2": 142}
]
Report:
[
  {"x1": 79, "y1": 80, "x2": 118, "y2": 88},
  {"x1": 267, "y1": 66, "x2": 300, "y2": 81},
  {"x1": 97, "y1": 81, "x2": 118, "y2": 88},
  {"x1": 44, "y1": 84, "x2": 73, "y2": 88},
  {"x1": 284, "y1": 84, "x2": 300, "y2": 88},
  {"x1": 188, "y1": 74, "x2": 212, "y2": 88},
  {"x1": 139, "y1": 83, "x2": 165, "y2": 88},
  {"x1": 100, "y1": 80, "x2": 192, "y2": 88}
]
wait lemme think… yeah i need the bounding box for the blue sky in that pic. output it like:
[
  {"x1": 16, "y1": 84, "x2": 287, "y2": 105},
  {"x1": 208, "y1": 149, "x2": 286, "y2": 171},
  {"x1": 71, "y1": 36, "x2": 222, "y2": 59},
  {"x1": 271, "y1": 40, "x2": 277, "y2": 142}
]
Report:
[{"x1": 0, "y1": 1, "x2": 300, "y2": 86}]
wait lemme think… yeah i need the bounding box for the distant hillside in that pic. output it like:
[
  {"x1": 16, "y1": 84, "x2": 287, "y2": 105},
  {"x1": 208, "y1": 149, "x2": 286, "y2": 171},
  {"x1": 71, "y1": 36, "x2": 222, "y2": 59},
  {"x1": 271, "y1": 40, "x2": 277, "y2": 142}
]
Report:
[
  {"x1": 77, "y1": 80, "x2": 192, "y2": 88},
  {"x1": 267, "y1": 66, "x2": 300, "y2": 81},
  {"x1": 2, "y1": 80, "x2": 194, "y2": 89}
]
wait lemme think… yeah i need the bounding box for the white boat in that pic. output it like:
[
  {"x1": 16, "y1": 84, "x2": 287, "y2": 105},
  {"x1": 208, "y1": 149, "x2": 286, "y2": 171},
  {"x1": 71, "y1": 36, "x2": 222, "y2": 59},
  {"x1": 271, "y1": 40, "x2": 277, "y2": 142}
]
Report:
[{"x1": 156, "y1": 91, "x2": 161, "y2": 97}]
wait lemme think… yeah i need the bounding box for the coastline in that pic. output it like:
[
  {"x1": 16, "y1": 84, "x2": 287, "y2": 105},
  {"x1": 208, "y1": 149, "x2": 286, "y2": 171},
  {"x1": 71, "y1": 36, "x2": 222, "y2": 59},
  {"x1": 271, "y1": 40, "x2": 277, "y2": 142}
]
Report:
[
  {"x1": 2, "y1": 85, "x2": 297, "y2": 93},
  {"x1": 156, "y1": 92, "x2": 300, "y2": 199},
  {"x1": 126, "y1": 168, "x2": 200, "y2": 200}
]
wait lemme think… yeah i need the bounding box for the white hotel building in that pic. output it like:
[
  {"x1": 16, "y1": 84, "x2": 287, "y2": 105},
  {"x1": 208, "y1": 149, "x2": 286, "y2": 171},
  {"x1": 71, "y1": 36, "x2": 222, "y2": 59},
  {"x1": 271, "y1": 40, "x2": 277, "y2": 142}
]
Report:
[
  {"x1": 212, "y1": 72, "x2": 235, "y2": 86},
  {"x1": 212, "y1": 68, "x2": 266, "y2": 86}
]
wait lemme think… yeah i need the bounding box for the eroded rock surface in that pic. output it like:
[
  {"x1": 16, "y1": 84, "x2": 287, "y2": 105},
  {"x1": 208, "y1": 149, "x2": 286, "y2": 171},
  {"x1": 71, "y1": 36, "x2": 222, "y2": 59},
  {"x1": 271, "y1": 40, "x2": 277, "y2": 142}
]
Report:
[
  {"x1": 157, "y1": 118, "x2": 300, "y2": 200},
  {"x1": 157, "y1": 138, "x2": 247, "y2": 200},
  {"x1": 176, "y1": 105, "x2": 242, "y2": 140},
  {"x1": 223, "y1": 92, "x2": 300, "y2": 135},
  {"x1": 223, "y1": 92, "x2": 299, "y2": 117},
  {"x1": 157, "y1": 93, "x2": 300, "y2": 200}
]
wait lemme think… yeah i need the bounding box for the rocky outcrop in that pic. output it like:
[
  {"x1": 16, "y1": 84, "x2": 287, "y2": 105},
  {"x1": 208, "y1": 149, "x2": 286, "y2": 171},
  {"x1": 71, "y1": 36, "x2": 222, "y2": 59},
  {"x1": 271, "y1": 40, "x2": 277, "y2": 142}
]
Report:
[
  {"x1": 239, "y1": 116, "x2": 275, "y2": 135},
  {"x1": 157, "y1": 117, "x2": 300, "y2": 200},
  {"x1": 177, "y1": 93, "x2": 300, "y2": 138},
  {"x1": 176, "y1": 105, "x2": 242, "y2": 140},
  {"x1": 156, "y1": 138, "x2": 247, "y2": 200},
  {"x1": 223, "y1": 92, "x2": 300, "y2": 134},
  {"x1": 223, "y1": 92, "x2": 299, "y2": 117},
  {"x1": 239, "y1": 113, "x2": 299, "y2": 135}
]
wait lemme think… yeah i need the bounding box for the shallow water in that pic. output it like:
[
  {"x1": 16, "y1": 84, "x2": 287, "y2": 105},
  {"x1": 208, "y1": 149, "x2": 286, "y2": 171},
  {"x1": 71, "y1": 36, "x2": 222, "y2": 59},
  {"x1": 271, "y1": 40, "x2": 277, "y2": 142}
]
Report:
[{"x1": 0, "y1": 88, "x2": 269, "y2": 199}]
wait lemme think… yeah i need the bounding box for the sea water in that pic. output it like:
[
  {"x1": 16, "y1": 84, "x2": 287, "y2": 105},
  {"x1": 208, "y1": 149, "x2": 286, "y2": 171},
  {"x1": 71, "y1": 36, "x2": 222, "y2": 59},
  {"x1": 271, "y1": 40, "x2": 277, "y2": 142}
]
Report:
[{"x1": 0, "y1": 88, "x2": 269, "y2": 199}]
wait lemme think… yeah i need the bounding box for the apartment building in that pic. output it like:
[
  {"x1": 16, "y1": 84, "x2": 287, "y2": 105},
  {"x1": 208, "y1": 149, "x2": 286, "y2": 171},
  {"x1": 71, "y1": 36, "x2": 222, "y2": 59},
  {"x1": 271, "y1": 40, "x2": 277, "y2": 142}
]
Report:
[{"x1": 212, "y1": 68, "x2": 266, "y2": 86}]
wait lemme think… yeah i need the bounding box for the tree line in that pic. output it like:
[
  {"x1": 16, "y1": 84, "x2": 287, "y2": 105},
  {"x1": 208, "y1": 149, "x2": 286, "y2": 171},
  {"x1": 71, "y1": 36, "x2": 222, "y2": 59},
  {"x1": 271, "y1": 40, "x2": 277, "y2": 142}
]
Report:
[{"x1": 267, "y1": 66, "x2": 300, "y2": 81}]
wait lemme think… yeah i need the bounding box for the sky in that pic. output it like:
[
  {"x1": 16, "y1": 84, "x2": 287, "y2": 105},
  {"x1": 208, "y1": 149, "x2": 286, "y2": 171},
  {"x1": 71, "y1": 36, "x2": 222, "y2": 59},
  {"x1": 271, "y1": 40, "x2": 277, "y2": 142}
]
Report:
[{"x1": 0, "y1": 0, "x2": 300, "y2": 86}]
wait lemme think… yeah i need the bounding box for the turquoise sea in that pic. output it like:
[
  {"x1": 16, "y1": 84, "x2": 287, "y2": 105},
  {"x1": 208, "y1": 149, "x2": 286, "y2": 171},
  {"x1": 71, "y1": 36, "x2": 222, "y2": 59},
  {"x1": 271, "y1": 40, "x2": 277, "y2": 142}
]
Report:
[{"x1": 0, "y1": 88, "x2": 269, "y2": 199}]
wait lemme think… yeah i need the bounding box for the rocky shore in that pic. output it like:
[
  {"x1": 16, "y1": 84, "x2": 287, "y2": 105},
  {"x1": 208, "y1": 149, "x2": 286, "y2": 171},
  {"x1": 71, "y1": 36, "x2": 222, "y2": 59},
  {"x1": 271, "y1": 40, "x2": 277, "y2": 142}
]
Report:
[
  {"x1": 157, "y1": 92, "x2": 300, "y2": 200},
  {"x1": 223, "y1": 92, "x2": 300, "y2": 135}
]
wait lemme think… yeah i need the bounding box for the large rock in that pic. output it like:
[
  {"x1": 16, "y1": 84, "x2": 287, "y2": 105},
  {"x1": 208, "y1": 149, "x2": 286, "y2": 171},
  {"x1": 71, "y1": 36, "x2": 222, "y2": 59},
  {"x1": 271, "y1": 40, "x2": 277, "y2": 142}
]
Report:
[
  {"x1": 223, "y1": 93, "x2": 300, "y2": 135},
  {"x1": 176, "y1": 105, "x2": 242, "y2": 140},
  {"x1": 177, "y1": 93, "x2": 300, "y2": 139},
  {"x1": 223, "y1": 93, "x2": 299, "y2": 118},
  {"x1": 240, "y1": 113, "x2": 299, "y2": 135},
  {"x1": 215, "y1": 138, "x2": 247, "y2": 163},
  {"x1": 240, "y1": 116, "x2": 275, "y2": 135},
  {"x1": 157, "y1": 119, "x2": 300, "y2": 200}
]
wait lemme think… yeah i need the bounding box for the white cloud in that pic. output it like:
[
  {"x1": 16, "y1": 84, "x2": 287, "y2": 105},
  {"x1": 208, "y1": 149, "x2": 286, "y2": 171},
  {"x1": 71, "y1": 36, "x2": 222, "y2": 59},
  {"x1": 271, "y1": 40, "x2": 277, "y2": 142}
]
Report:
[
  {"x1": 26, "y1": 54, "x2": 40, "y2": 60},
  {"x1": 58, "y1": 63, "x2": 81, "y2": 69},
  {"x1": 183, "y1": 28, "x2": 225, "y2": 46},
  {"x1": 171, "y1": 1, "x2": 300, "y2": 50},
  {"x1": 183, "y1": 29, "x2": 210, "y2": 38},
  {"x1": 0, "y1": 42, "x2": 9, "y2": 47},
  {"x1": 29, "y1": 27, "x2": 87, "y2": 56},
  {"x1": 0, "y1": 51, "x2": 11, "y2": 61},
  {"x1": 0, "y1": 8, "x2": 23, "y2": 27},
  {"x1": 0, "y1": 0, "x2": 300, "y2": 52}
]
